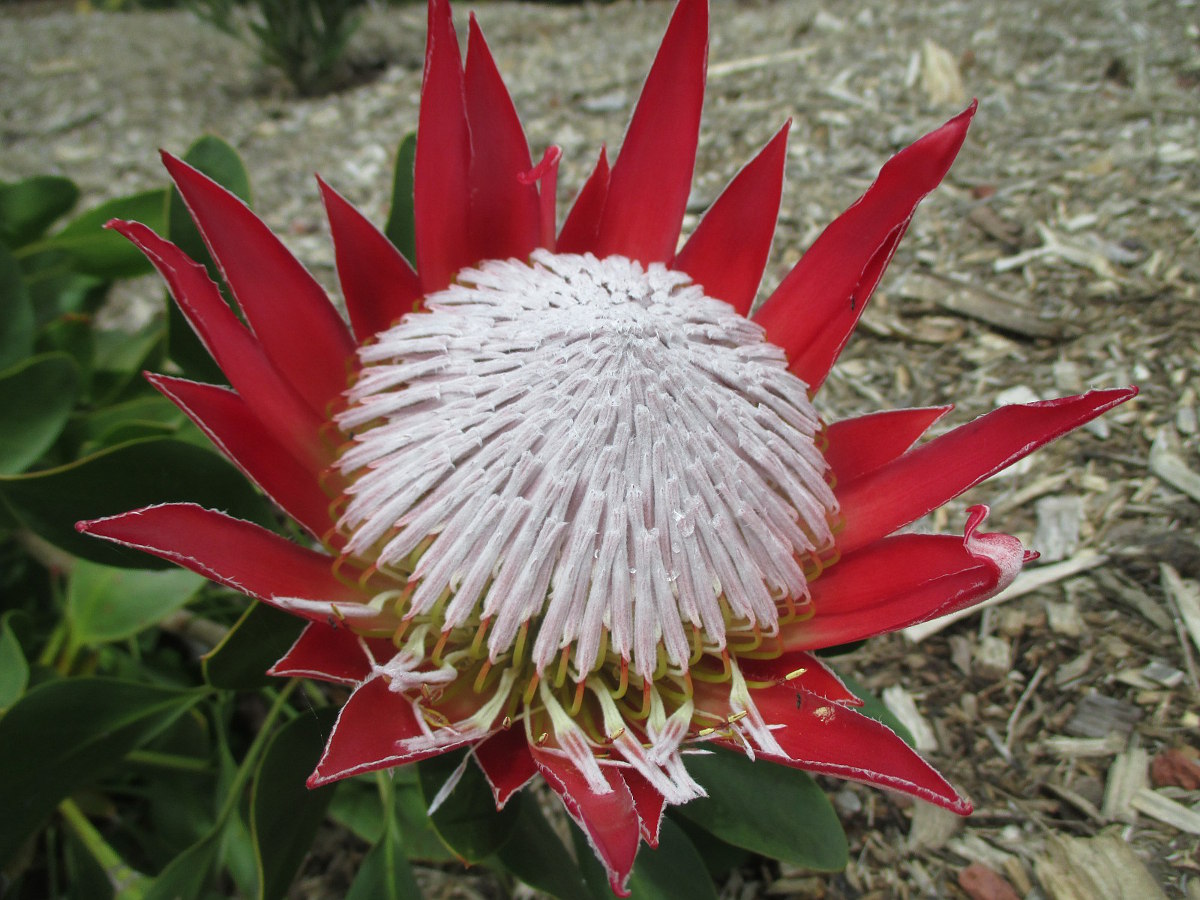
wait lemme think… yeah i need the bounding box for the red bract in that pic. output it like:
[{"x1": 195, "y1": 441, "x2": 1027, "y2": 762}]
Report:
[{"x1": 78, "y1": 0, "x2": 1135, "y2": 893}]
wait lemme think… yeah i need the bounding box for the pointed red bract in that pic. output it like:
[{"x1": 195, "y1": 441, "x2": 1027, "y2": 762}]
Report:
[
  {"x1": 754, "y1": 103, "x2": 976, "y2": 389},
  {"x1": 737, "y1": 684, "x2": 972, "y2": 813},
  {"x1": 824, "y1": 405, "x2": 951, "y2": 484},
  {"x1": 319, "y1": 178, "x2": 422, "y2": 341},
  {"x1": 592, "y1": 0, "x2": 708, "y2": 264},
  {"x1": 521, "y1": 145, "x2": 563, "y2": 251},
  {"x1": 836, "y1": 388, "x2": 1137, "y2": 555},
  {"x1": 309, "y1": 677, "x2": 483, "y2": 785},
  {"x1": 76, "y1": 503, "x2": 367, "y2": 612},
  {"x1": 558, "y1": 147, "x2": 610, "y2": 254},
  {"x1": 415, "y1": 0, "x2": 472, "y2": 292},
  {"x1": 160, "y1": 153, "x2": 355, "y2": 415},
  {"x1": 532, "y1": 746, "x2": 641, "y2": 896},
  {"x1": 782, "y1": 528, "x2": 1018, "y2": 651},
  {"x1": 473, "y1": 728, "x2": 537, "y2": 809},
  {"x1": 464, "y1": 15, "x2": 541, "y2": 263},
  {"x1": 621, "y1": 768, "x2": 667, "y2": 848},
  {"x1": 269, "y1": 621, "x2": 393, "y2": 685},
  {"x1": 108, "y1": 220, "x2": 331, "y2": 471},
  {"x1": 674, "y1": 121, "x2": 790, "y2": 315},
  {"x1": 737, "y1": 651, "x2": 863, "y2": 707},
  {"x1": 146, "y1": 374, "x2": 339, "y2": 541}
]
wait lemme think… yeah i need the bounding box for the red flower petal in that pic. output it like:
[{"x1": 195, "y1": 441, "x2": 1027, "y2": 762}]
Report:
[
  {"x1": 107, "y1": 220, "x2": 331, "y2": 471},
  {"x1": 736, "y1": 651, "x2": 862, "y2": 707},
  {"x1": 319, "y1": 177, "x2": 422, "y2": 342},
  {"x1": 269, "y1": 620, "x2": 392, "y2": 685},
  {"x1": 532, "y1": 745, "x2": 641, "y2": 896},
  {"x1": 557, "y1": 146, "x2": 610, "y2": 254},
  {"x1": 824, "y1": 405, "x2": 952, "y2": 484},
  {"x1": 673, "y1": 121, "x2": 790, "y2": 316},
  {"x1": 75, "y1": 503, "x2": 367, "y2": 613},
  {"x1": 621, "y1": 768, "x2": 667, "y2": 848},
  {"x1": 754, "y1": 103, "x2": 976, "y2": 389},
  {"x1": 160, "y1": 152, "x2": 355, "y2": 415},
  {"x1": 146, "y1": 374, "x2": 338, "y2": 540},
  {"x1": 464, "y1": 14, "x2": 540, "y2": 263},
  {"x1": 736, "y1": 683, "x2": 972, "y2": 813},
  {"x1": 473, "y1": 727, "x2": 537, "y2": 809},
  {"x1": 309, "y1": 677, "x2": 484, "y2": 785},
  {"x1": 836, "y1": 388, "x2": 1137, "y2": 555},
  {"x1": 415, "y1": 0, "x2": 472, "y2": 292},
  {"x1": 520, "y1": 145, "x2": 563, "y2": 251},
  {"x1": 783, "y1": 509, "x2": 1025, "y2": 651},
  {"x1": 592, "y1": 0, "x2": 708, "y2": 264}
]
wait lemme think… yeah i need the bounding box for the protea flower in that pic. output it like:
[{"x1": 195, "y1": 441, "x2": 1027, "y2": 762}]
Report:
[{"x1": 78, "y1": 0, "x2": 1134, "y2": 892}]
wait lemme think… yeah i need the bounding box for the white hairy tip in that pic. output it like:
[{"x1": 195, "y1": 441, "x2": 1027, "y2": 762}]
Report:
[{"x1": 336, "y1": 250, "x2": 837, "y2": 681}]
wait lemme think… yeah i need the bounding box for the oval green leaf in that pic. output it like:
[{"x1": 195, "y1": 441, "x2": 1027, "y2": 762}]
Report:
[
  {"x1": 250, "y1": 707, "x2": 339, "y2": 900},
  {"x1": 0, "y1": 611, "x2": 29, "y2": 710},
  {"x1": 676, "y1": 747, "x2": 848, "y2": 872},
  {"x1": 0, "y1": 436, "x2": 274, "y2": 568},
  {"x1": 344, "y1": 819, "x2": 421, "y2": 900},
  {"x1": 46, "y1": 189, "x2": 168, "y2": 280},
  {"x1": 0, "y1": 352, "x2": 79, "y2": 475},
  {"x1": 0, "y1": 677, "x2": 205, "y2": 866},
  {"x1": 0, "y1": 174, "x2": 79, "y2": 247},
  {"x1": 66, "y1": 559, "x2": 206, "y2": 646},
  {"x1": 497, "y1": 799, "x2": 591, "y2": 900},
  {"x1": 418, "y1": 748, "x2": 519, "y2": 864},
  {"x1": 384, "y1": 132, "x2": 416, "y2": 266},
  {"x1": 202, "y1": 601, "x2": 305, "y2": 690},
  {"x1": 0, "y1": 241, "x2": 33, "y2": 369}
]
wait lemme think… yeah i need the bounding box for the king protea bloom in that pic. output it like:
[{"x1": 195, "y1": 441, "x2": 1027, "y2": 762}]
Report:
[{"x1": 79, "y1": 0, "x2": 1134, "y2": 891}]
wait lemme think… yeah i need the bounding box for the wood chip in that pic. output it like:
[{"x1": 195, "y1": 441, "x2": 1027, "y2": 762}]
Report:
[
  {"x1": 1150, "y1": 747, "x2": 1200, "y2": 790},
  {"x1": 1067, "y1": 692, "x2": 1143, "y2": 739},
  {"x1": 1161, "y1": 564, "x2": 1200, "y2": 656},
  {"x1": 882, "y1": 685, "x2": 938, "y2": 752},
  {"x1": 1131, "y1": 787, "x2": 1200, "y2": 835},
  {"x1": 1102, "y1": 746, "x2": 1149, "y2": 823},
  {"x1": 958, "y1": 863, "x2": 1021, "y2": 900},
  {"x1": 1149, "y1": 430, "x2": 1200, "y2": 503},
  {"x1": 1033, "y1": 832, "x2": 1167, "y2": 900},
  {"x1": 1039, "y1": 734, "x2": 1126, "y2": 759},
  {"x1": 904, "y1": 550, "x2": 1107, "y2": 642},
  {"x1": 908, "y1": 800, "x2": 962, "y2": 851}
]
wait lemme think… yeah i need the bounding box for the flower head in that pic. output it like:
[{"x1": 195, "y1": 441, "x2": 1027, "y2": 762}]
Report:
[{"x1": 79, "y1": 0, "x2": 1135, "y2": 892}]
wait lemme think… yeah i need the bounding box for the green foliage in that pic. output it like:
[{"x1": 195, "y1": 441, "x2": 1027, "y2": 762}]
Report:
[{"x1": 190, "y1": 0, "x2": 367, "y2": 96}]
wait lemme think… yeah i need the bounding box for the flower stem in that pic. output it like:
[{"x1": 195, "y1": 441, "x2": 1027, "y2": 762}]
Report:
[{"x1": 58, "y1": 798, "x2": 148, "y2": 899}]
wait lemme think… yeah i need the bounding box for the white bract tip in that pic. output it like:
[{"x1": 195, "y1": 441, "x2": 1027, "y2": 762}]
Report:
[{"x1": 337, "y1": 251, "x2": 836, "y2": 680}]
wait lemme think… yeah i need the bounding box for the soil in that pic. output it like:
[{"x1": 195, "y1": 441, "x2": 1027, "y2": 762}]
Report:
[{"x1": 2, "y1": 0, "x2": 1199, "y2": 897}]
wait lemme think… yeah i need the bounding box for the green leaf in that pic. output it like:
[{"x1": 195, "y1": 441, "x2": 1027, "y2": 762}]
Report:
[
  {"x1": 166, "y1": 136, "x2": 251, "y2": 383},
  {"x1": 0, "y1": 241, "x2": 33, "y2": 369},
  {"x1": 66, "y1": 559, "x2": 206, "y2": 646},
  {"x1": 78, "y1": 395, "x2": 188, "y2": 452},
  {"x1": 0, "y1": 611, "x2": 29, "y2": 710},
  {"x1": 676, "y1": 747, "x2": 848, "y2": 871},
  {"x1": 839, "y1": 672, "x2": 916, "y2": 747},
  {"x1": 143, "y1": 828, "x2": 223, "y2": 900},
  {"x1": 251, "y1": 708, "x2": 339, "y2": 900},
  {"x1": 571, "y1": 817, "x2": 718, "y2": 900},
  {"x1": 0, "y1": 678, "x2": 206, "y2": 866},
  {"x1": 384, "y1": 132, "x2": 416, "y2": 266},
  {"x1": 496, "y1": 799, "x2": 591, "y2": 900},
  {"x1": 418, "y1": 748, "x2": 519, "y2": 864},
  {"x1": 345, "y1": 817, "x2": 421, "y2": 900},
  {"x1": 0, "y1": 436, "x2": 274, "y2": 568},
  {"x1": 0, "y1": 352, "x2": 79, "y2": 475},
  {"x1": 0, "y1": 175, "x2": 79, "y2": 247},
  {"x1": 45, "y1": 189, "x2": 168, "y2": 279},
  {"x1": 202, "y1": 601, "x2": 305, "y2": 690}
]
